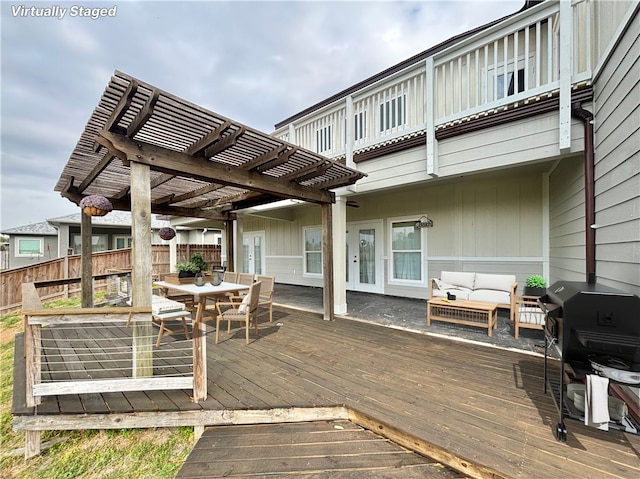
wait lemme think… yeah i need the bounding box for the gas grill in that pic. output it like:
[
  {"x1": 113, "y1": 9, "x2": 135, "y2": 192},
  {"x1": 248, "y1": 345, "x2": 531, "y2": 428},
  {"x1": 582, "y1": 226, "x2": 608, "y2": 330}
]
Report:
[{"x1": 539, "y1": 281, "x2": 640, "y2": 440}]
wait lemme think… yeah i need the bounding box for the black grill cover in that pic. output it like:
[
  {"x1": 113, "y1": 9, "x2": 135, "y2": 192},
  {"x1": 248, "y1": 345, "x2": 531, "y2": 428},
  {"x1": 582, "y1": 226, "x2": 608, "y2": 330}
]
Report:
[{"x1": 545, "y1": 281, "x2": 640, "y2": 363}]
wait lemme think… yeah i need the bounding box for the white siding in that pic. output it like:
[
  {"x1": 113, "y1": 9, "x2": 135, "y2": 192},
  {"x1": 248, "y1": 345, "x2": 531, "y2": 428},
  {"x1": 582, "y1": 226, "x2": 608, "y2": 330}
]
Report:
[
  {"x1": 593, "y1": 10, "x2": 640, "y2": 295},
  {"x1": 437, "y1": 113, "x2": 586, "y2": 176}
]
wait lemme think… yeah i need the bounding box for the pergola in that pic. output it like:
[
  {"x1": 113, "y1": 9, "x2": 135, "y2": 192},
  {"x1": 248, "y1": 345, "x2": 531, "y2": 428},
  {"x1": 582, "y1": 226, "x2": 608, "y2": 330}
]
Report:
[
  {"x1": 53, "y1": 71, "x2": 365, "y2": 396},
  {"x1": 54, "y1": 70, "x2": 365, "y2": 319}
]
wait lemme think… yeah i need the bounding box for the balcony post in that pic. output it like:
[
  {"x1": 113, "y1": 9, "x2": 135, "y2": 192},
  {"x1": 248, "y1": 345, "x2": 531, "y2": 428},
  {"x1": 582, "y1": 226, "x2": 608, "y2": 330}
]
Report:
[
  {"x1": 345, "y1": 95, "x2": 354, "y2": 168},
  {"x1": 558, "y1": 0, "x2": 573, "y2": 152},
  {"x1": 425, "y1": 57, "x2": 438, "y2": 177}
]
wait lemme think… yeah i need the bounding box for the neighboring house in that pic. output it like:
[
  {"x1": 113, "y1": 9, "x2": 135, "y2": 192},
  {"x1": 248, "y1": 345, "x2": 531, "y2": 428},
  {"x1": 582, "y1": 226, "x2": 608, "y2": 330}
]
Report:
[
  {"x1": 1, "y1": 211, "x2": 221, "y2": 269},
  {"x1": 218, "y1": 0, "x2": 638, "y2": 308}
]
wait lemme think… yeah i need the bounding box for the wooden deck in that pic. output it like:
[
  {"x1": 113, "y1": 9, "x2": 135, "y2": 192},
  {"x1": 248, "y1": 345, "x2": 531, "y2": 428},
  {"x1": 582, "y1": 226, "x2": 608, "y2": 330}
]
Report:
[{"x1": 13, "y1": 306, "x2": 640, "y2": 479}]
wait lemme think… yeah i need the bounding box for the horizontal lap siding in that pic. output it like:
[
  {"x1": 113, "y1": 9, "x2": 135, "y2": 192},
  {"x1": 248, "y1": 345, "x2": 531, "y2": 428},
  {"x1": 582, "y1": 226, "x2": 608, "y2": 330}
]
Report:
[
  {"x1": 549, "y1": 155, "x2": 585, "y2": 283},
  {"x1": 437, "y1": 113, "x2": 585, "y2": 176},
  {"x1": 593, "y1": 10, "x2": 640, "y2": 295}
]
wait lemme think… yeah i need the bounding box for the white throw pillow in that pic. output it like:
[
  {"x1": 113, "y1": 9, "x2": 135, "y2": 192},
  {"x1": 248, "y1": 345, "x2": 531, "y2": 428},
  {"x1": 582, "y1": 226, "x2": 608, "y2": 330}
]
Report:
[{"x1": 238, "y1": 294, "x2": 250, "y2": 313}]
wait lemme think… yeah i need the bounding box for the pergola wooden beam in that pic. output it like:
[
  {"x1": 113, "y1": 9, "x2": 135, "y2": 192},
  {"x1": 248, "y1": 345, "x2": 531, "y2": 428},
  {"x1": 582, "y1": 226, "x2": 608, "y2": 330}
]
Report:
[
  {"x1": 126, "y1": 90, "x2": 159, "y2": 137},
  {"x1": 105, "y1": 80, "x2": 138, "y2": 134},
  {"x1": 186, "y1": 120, "x2": 232, "y2": 156},
  {"x1": 99, "y1": 130, "x2": 335, "y2": 205},
  {"x1": 78, "y1": 155, "x2": 115, "y2": 193}
]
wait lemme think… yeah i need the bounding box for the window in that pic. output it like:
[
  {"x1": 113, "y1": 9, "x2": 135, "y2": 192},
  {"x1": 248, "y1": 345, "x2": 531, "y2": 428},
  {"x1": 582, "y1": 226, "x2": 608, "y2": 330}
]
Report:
[
  {"x1": 16, "y1": 237, "x2": 43, "y2": 257},
  {"x1": 72, "y1": 234, "x2": 109, "y2": 254},
  {"x1": 315, "y1": 125, "x2": 332, "y2": 153},
  {"x1": 497, "y1": 68, "x2": 525, "y2": 99},
  {"x1": 304, "y1": 228, "x2": 322, "y2": 275},
  {"x1": 354, "y1": 111, "x2": 366, "y2": 141},
  {"x1": 379, "y1": 95, "x2": 406, "y2": 132},
  {"x1": 390, "y1": 221, "x2": 422, "y2": 281},
  {"x1": 114, "y1": 236, "x2": 132, "y2": 249}
]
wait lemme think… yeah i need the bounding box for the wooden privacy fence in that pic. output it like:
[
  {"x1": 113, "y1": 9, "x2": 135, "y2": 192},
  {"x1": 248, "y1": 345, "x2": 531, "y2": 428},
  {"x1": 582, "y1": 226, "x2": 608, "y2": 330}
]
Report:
[{"x1": 0, "y1": 244, "x2": 221, "y2": 314}]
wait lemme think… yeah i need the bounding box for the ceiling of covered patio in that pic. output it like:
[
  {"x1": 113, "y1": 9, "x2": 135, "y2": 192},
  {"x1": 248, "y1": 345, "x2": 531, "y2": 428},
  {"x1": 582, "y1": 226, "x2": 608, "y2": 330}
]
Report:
[{"x1": 54, "y1": 70, "x2": 366, "y2": 221}]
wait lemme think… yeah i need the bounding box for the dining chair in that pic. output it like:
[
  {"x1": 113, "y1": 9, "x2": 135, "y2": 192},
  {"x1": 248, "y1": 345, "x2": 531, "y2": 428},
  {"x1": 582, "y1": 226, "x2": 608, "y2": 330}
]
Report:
[
  {"x1": 215, "y1": 281, "x2": 262, "y2": 344},
  {"x1": 256, "y1": 275, "x2": 275, "y2": 322}
]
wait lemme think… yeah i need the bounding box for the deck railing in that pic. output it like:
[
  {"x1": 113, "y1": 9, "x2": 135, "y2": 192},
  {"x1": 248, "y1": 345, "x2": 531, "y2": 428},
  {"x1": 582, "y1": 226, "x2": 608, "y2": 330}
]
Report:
[
  {"x1": 272, "y1": 0, "x2": 602, "y2": 160},
  {"x1": 21, "y1": 283, "x2": 200, "y2": 407}
]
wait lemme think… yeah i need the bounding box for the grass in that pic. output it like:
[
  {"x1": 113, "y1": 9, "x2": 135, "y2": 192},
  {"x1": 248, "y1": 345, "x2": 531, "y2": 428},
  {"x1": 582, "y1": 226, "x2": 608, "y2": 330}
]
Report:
[{"x1": 0, "y1": 296, "x2": 194, "y2": 479}]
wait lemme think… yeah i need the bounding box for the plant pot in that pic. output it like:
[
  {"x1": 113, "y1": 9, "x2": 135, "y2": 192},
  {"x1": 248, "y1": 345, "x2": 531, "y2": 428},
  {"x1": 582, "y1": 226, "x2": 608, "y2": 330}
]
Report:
[
  {"x1": 178, "y1": 271, "x2": 196, "y2": 278},
  {"x1": 524, "y1": 286, "x2": 546, "y2": 297}
]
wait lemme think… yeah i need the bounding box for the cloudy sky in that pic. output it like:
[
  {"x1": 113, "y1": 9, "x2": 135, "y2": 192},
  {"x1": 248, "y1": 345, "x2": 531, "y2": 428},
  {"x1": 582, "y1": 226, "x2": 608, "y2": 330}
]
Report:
[{"x1": 1, "y1": 0, "x2": 525, "y2": 231}]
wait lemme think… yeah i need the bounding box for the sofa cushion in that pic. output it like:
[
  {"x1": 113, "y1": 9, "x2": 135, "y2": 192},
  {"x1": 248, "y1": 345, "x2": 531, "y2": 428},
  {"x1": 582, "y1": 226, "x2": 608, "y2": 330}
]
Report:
[
  {"x1": 441, "y1": 271, "x2": 476, "y2": 290},
  {"x1": 432, "y1": 288, "x2": 471, "y2": 300},
  {"x1": 469, "y1": 289, "x2": 510, "y2": 304},
  {"x1": 474, "y1": 273, "x2": 515, "y2": 293}
]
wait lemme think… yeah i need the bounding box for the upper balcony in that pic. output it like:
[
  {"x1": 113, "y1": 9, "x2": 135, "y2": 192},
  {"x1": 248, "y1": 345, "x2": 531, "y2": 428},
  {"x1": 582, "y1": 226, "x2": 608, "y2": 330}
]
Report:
[{"x1": 272, "y1": 0, "x2": 633, "y2": 171}]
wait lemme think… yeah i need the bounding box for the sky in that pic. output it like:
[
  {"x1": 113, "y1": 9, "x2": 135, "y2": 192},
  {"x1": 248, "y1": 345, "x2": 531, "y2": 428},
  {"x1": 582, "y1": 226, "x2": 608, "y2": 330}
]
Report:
[{"x1": 1, "y1": 0, "x2": 525, "y2": 231}]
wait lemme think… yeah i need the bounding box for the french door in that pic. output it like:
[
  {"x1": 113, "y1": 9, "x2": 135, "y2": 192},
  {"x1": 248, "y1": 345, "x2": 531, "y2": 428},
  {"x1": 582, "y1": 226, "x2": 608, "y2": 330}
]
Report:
[
  {"x1": 242, "y1": 232, "x2": 265, "y2": 275},
  {"x1": 346, "y1": 222, "x2": 383, "y2": 293}
]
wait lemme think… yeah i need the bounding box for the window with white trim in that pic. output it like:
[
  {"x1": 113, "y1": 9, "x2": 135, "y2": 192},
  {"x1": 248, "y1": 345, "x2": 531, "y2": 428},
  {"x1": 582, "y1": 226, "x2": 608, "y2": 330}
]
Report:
[
  {"x1": 303, "y1": 227, "x2": 322, "y2": 276},
  {"x1": 379, "y1": 95, "x2": 406, "y2": 132},
  {"x1": 315, "y1": 124, "x2": 332, "y2": 153},
  {"x1": 16, "y1": 237, "x2": 44, "y2": 257},
  {"x1": 114, "y1": 236, "x2": 132, "y2": 249},
  {"x1": 72, "y1": 234, "x2": 109, "y2": 254},
  {"x1": 390, "y1": 220, "x2": 422, "y2": 281}
]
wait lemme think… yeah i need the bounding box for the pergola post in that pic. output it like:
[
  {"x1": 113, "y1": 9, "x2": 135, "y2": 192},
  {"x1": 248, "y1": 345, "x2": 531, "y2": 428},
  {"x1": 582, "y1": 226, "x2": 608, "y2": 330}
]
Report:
[
  {"x1": 130, "y1": 161, "x2": 153, "y2": 377},
  {"x1": 332, "y1": 198, "x2": 347, "y2": 315},
  {"x1": 322, "y1": 203, "x2": 334, "y2": 321},
  {"x1": 225, "y1": 219, "x2": 234, "y2": 271},
  {"x1": 80, "y1": 212, "x2": 93, "y2": 308}
]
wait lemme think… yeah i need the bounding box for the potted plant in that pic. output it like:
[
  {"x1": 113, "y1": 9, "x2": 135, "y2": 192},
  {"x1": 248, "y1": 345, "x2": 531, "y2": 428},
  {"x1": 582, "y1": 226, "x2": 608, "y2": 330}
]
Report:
[
  {"x1": 176, "y1": 261, "x2": 200, "y2": 278},
  {"x1": 524, "y1": 274, "x2": 547, "y2": 297},
  {"x1": 176, "y1": 253, "x2": 208, "y2": 278}
]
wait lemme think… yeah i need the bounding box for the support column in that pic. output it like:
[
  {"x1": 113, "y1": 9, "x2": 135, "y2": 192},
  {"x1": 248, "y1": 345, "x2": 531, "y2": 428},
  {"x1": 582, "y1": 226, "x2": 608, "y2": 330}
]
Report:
[
  {"x1": 332, "y1": 198, "x2": 347, "y2": 315},
  {"x1": 130, "y1": 161, "x2": 153, "y2": 377},
  {"x1": 80, "y1": 212, "x2": 93, "y2": 308},
  {"x1": 321, "y1": 203, "x2": 334, "y2": 321},
  {"x1": 558, "y1": 0, "x2": 573, "y2": 152},
  {"x1": 224, "y1": 219, "x2": 234, "y2": 271}
]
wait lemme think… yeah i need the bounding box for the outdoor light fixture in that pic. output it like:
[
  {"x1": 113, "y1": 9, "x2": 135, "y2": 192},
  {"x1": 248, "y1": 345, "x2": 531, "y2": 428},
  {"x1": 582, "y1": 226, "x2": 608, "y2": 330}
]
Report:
[{"x1": 415, "y1": 215, "x2": 434, "y2": 229}]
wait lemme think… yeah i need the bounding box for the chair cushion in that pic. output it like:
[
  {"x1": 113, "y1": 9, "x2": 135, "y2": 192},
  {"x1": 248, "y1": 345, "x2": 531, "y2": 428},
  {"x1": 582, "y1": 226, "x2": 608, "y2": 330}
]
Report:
[
  {"x1": 152, "y1": 296, "x2": 185, "y2": 314},
  {"x1": 474, "y1": 273, "x2": 515, "y2": 292},
  {"x1": 238, "y1": 294, "x2": 250, "y2": 313},
  {"x1": 441, "y1": 271, "x2": 476, "y2": 290},
  {"x1": 518, "y1": 306, "x2": 545, "y2": 325}
]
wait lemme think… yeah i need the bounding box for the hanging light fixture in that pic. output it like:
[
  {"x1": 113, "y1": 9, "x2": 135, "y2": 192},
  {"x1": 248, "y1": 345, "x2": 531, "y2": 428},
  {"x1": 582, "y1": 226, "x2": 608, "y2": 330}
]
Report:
[
  {"x1": 415, "y1": 215, "x2": 434, "y2": 229},
  {"x1": 79, "y1": 195, "x2": 113, "y2": 217}
]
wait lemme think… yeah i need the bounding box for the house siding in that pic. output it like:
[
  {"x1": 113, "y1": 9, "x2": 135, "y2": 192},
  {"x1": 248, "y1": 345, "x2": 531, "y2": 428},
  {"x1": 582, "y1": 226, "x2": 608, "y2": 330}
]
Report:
[
  {"x1": 548, "y1": 155, "x2": 586, "y2": 283},
  {"x1": 437, "y1": 113, "x2": 586, "y2": 176},
  {"x1": 593, "y1": 9, "x2": 640, "y2": 295},
  {"x1": 244, "y1": 170, "x2": 545, "y2": 297}
]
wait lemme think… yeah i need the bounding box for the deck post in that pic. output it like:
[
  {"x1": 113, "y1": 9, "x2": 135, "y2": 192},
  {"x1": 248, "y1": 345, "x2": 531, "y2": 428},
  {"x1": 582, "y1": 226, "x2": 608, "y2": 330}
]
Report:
[
  {"x1": 192, "y1": 302, "x2": 207, "y2": 402},
  {"x1": 130, "y1": 161, "x2": 153, "y2": 377},
  {"x1": 24, "y1": 430, "x2": 41, "y2": 459},
  {"x1": 80, "y1": 212, "x2": 93, "y2": 308}
]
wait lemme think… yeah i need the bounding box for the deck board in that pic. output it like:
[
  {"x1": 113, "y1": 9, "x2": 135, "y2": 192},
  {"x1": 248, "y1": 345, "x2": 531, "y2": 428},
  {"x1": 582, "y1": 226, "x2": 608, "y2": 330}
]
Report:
[
  {"x1": 13, "y1": 306, "x2": 640, "y2": 479},
  {"x1": 176, "y1": 421, "x2": 465, "y2": 479}
]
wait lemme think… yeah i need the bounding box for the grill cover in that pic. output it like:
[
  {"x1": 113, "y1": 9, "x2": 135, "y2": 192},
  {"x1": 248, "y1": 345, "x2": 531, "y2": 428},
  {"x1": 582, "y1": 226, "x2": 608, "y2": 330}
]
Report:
[{"x1": 544, "y1": 281, "x2": 640, "y2": 364}]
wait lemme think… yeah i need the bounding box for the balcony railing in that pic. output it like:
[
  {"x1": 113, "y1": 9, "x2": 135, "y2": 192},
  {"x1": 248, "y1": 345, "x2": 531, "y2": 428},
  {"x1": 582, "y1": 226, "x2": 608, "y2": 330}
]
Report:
[{"x1": 272, "y1": 0, "x2": 616, "y2": 163}]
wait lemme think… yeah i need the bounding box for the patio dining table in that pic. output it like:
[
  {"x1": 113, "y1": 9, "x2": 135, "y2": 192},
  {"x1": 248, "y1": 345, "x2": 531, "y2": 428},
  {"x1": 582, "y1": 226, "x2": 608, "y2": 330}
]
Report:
[
  {"x1": 153, "y1": 280, "x2": 250, "y2": 324},
  {"x1": 153, "y1": 280, "x2": 250, "y2": 401}
]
